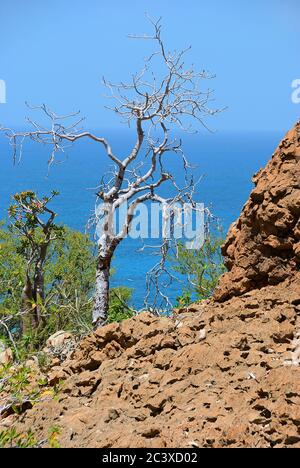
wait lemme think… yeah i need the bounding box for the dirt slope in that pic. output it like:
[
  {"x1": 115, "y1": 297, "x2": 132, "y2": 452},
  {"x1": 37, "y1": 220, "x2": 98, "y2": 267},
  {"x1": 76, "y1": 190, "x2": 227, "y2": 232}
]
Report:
[{"x1": 0, "y1": 123, "x2": 299, "y2": 448}]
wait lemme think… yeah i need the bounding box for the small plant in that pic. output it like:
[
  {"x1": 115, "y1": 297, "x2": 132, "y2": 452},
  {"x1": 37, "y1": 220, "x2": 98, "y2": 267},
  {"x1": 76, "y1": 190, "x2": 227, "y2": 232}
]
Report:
[
  {"x1": 48, "y1": 425, "x2": 61, "y2": 448},
  {"x1": 0, "y1": 427, "x2": 37, "y2": 448},
  {"x1": 0, "y1": 363, "x2": 50, "y2": 417},
  {"x1": 175, "y1": 292, "x2": 192, "y2": 309},
  {"x1": 0, "y1": 364, "x2": 30, "y2": 395},
  {"x1": 36, "y1": 351, "x2": 51, "y2": 371}
]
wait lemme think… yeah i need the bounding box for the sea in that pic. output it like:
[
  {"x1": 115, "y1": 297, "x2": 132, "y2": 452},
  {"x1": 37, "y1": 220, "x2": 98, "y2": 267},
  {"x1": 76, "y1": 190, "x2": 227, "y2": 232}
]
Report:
[{"x1": 0, "y1": 129, "x2": 284, "y2": 309}]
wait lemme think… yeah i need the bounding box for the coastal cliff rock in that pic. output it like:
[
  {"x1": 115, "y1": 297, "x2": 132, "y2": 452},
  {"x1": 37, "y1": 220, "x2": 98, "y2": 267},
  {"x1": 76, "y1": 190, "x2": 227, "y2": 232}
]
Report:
[{"x1": 214, "y1": 122, "x2": 300, "y2": 302}]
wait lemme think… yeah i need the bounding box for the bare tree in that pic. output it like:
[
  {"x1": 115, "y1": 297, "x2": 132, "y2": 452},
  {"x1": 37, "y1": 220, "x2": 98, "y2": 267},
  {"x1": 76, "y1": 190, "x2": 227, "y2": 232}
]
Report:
[{"x1": 1, "y1": 17, "x2": 221, "y2": 329}]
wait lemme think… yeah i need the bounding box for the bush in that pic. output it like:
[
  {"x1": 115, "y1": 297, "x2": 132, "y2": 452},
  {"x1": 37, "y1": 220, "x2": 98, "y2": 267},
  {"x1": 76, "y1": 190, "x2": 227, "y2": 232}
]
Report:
[
  {"x1": 108, "y1": 287, "x2": 134, "y2": 323},
  {"x1": 172, "y1": 232, "x2": 226, "y2": 307},
  {"x1": 0, "y1": 224, "x2": 95, "y2": 346}
]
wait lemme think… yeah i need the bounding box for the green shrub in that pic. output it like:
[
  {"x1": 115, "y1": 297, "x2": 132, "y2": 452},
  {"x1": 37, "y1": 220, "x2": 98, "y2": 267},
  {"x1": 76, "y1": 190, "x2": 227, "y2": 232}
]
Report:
[
  {"x1": 108, "y1": 287, "x2": 134, "y2": 323},
  {"x1": 0, "y1": 223, "x2": 95, "y2": 348},
  {"x1": 0, "y1": 427, "x2": 37, "y2": 448},
  {"x1": 172, "y1": 232, "x2": 226, "y2": 307}
]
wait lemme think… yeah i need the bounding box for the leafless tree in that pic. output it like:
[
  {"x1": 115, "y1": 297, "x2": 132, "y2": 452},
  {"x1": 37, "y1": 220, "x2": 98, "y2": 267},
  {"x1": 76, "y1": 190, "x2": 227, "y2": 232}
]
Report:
[{"x1": 1, "y1": 17, "x2": 222, "y2": 329}]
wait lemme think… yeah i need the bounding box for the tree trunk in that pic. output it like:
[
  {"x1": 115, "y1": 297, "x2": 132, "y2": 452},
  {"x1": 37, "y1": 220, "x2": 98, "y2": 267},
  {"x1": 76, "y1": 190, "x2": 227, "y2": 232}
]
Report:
[
  {"x1": 92, "y1": 255, "x2": 112, "y2": 329},
  {"x1": 32, "y1": 244, "x2": 47, "y2": 328},
  {"x1": 21, "y1": 275, "x2": 35, "y2": 335},
  {"x1": 33, "y1": 266, "x2": 45, "y2": 327},
  {"x1": 21, "y1": 244, "x2": 48, "y2": 335}
]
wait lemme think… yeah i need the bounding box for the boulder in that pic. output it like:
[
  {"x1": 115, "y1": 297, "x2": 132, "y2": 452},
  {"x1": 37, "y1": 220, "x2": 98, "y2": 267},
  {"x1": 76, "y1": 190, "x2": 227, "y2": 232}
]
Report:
[
  {"x1": 0, "y1": 342, "x2": 13, "y2": 366},
  {"x1": 46, "y1": 331, "x2": 74, "y2": 349}
]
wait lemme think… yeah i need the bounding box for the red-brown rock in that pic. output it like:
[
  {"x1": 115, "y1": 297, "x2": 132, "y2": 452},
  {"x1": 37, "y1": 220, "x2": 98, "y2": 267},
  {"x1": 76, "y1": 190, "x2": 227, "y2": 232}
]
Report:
[{"x1": 214, "y1": 122, "x2": 300, "y2": 301}]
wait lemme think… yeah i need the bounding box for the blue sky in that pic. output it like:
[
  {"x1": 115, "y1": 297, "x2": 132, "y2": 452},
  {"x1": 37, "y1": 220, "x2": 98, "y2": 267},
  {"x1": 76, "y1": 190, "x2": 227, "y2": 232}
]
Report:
[{"x1": 0, "y1": 0, "x2": 299, "y2": 132}]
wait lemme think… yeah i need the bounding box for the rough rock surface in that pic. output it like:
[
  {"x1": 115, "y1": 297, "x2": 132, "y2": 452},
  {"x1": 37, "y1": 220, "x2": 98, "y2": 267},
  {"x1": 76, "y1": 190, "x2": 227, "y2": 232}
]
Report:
[
  {"x1": 2, "y1": 277, "x2": 299, "y2": 448},
  {"x1": 0, "y1": 123, "x2": 299, "y2": 448},
  {"x1": 214, "y1": 122, "x2": 300, "y2": 302}
]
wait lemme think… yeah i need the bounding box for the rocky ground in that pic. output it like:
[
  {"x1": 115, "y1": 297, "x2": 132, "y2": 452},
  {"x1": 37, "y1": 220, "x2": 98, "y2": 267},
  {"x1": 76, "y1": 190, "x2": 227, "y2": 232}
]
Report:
[{"x1": 0, "y1": 122, "x2": 299, "y2": 448}]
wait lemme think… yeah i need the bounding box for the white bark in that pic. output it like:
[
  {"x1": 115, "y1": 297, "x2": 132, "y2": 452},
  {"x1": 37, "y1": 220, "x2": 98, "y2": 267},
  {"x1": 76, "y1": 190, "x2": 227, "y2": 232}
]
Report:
[
  {"x1": 92, "y1": 232, "x2": 118, "y2": 329},
  {"x1": 92, "y1": 257, "x2": 111, "y2": 329}
]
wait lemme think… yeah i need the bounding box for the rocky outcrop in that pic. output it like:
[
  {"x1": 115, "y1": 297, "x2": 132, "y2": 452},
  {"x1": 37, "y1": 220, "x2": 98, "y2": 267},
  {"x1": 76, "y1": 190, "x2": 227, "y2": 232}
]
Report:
[
  {"x1": 214, "y1": 122, "x2": 300, "y2": 302},
  {"x1": 1, "y1": 274, "x2": 300, "y2": 448}
]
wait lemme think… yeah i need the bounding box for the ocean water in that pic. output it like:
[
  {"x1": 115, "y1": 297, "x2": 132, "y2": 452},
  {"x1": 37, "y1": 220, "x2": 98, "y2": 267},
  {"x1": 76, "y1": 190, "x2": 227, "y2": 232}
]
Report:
[{"x1": 0, "y1": 129, "x2": 283, "y2": 308}]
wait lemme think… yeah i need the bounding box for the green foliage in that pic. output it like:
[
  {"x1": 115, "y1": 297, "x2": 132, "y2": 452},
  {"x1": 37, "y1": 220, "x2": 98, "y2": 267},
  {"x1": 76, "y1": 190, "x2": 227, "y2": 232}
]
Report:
[
  {"x1": 0, "y1": 363, "x2": 52, "y2": 418},
  {"x1": 7, "y1": 191, "x2": 64, "y2": 296},
  {"x1": 0, "y1": 364, "x2": 31, "y2": 397},
  {"x1": 108, "y1": 287, "x2": 134, "y2": 323},
  {"x1": 172, "y1": 232, "x2": 226, "y2": 306},
  {"x1": 0, "y1": 223, "x2": 25, "y2": 320},
  {"x1": 175, "y1": 291, "x2": 192, "y2": 308},
  {"x1": 41, "y1": 227, "x2": 96, "y2": 336},
  {"x1": 8, "y1": 190, "x2": 64, "y2": 249},
  {"x1": 0, "y1": 427, "x2": 37, "y2": 448},
  {"x1": 0, "y1": 222, "x2": 96, "y2": 350},
  {"x1": 0, "y1": 219, "x2": 135, "y2": 355}
]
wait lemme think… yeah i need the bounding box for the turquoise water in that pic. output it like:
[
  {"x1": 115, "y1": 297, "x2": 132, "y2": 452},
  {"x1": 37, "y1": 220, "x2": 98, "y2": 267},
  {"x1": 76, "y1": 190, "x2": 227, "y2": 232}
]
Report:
[{"x1": 0, "y1": 130, "x2": 283, "y2": 307}]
